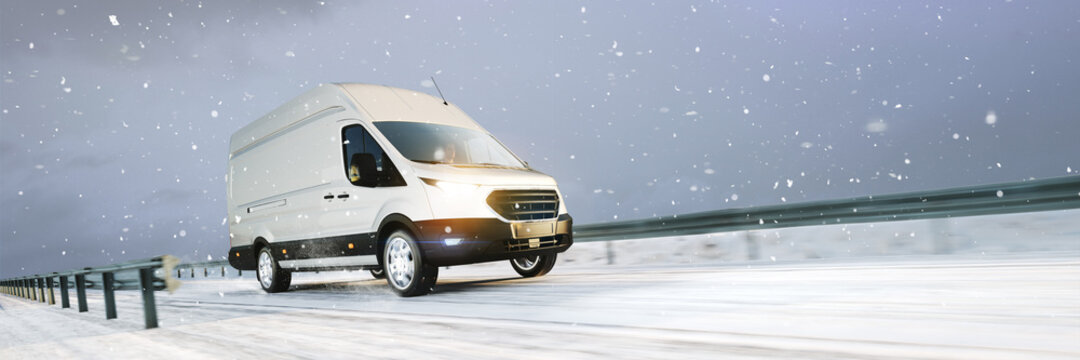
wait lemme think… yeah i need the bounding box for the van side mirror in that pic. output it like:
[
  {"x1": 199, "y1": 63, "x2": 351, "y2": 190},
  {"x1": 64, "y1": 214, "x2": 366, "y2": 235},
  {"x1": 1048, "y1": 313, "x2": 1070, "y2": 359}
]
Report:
[{"x1": 349, "y1": 153, "x2": 378, "y2": 187}]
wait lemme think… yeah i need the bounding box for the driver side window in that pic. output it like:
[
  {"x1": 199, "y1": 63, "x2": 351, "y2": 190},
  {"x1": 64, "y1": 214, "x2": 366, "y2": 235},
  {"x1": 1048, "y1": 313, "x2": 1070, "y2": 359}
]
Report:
[{"x1": 342, "y1": 124, "x2": 406, "y2": 187}]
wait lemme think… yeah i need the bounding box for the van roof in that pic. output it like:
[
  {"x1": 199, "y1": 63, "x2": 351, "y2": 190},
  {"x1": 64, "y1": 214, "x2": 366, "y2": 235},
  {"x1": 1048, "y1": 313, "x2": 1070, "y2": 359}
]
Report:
[
  {"x1": 336, "y1": 83, "x2": 481, "y2": 130},
  {"x1": 230, "y1": 83, "x2": 484, "y2": 155}
]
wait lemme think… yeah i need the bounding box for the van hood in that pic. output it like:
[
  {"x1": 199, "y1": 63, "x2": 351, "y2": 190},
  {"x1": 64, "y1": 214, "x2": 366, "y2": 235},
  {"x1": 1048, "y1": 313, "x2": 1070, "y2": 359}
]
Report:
[{"x1": 409, "y1": 162, "x2": 557, "y2": 187}]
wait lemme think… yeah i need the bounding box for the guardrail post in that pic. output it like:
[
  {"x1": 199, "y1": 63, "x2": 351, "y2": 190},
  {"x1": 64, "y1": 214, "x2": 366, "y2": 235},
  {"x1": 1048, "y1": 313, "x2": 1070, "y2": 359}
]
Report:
[
  {"x1": 102, "y1": 272, "x2": 117, "y2": 319},
  {"x1": 75, "y1": 274, "x2": 88, "y2": 312},
  {"x1": 221, "y1": 266, "x2": 226, "y2": 277},
  {"x1": 605, "y1": 241, "x2": 615, "y2": 265},
  {"x1": 745, "y1": 231, "x2": 760, "y2": 260},
  {"x1": 60, "y1": 276, "x2": 71, "y2": 308},
  {"x1": 203, "y1": 267, "x2": 208, "y2": 277},
  {"x1": 32, "y1": 278, "x2": 39, "y2": 301},
  {"x1": 190, "y1": 268, "x2": 194, "y2": 278},
  {"x1": 138, "y1": 268, "x2": 158, "y2": 329},
  {"x1": 46, "y1": 277, "x2": 56, "y2": 305},
  {"x1": 238, "y1": 269, "x2": 242, "y2": 276},
  {"x1": 177, "y1": 269, "x2": 181, "y2": 278}
]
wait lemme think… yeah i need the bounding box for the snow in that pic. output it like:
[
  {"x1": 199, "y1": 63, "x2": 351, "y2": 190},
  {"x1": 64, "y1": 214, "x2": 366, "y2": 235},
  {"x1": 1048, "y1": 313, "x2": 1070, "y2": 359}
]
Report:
[
  {"x1": 108, "y1": 15, "x2": 119, "y2": 26},
  {"x1": 865, "y1": 120, "x2": 887, "y2": 133},
  {"x1": 2, "y1": 251, "x2": 1077, "y2": 359}
]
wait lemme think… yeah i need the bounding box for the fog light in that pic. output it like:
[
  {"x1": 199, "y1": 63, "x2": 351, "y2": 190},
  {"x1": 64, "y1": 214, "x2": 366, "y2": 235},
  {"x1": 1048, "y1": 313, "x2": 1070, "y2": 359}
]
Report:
[{"x1": 444, "y1": 237, "x2": 463, "y2": 246}]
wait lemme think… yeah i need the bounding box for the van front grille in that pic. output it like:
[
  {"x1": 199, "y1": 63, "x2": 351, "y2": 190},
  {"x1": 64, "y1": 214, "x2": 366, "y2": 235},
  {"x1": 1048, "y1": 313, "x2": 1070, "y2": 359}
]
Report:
[{"x1": 486, "y1": 190, "x2": 559, "y2": 221}]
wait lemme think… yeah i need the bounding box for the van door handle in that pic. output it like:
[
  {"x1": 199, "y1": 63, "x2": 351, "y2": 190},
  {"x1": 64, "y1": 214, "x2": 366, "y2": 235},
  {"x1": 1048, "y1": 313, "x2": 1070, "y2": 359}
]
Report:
[
  {"x1": 323, "y1": 194, "x2": 334, "y2": 200},
  {"x1": 337, "y1": 194, "x2": 350, "y2": 199}
]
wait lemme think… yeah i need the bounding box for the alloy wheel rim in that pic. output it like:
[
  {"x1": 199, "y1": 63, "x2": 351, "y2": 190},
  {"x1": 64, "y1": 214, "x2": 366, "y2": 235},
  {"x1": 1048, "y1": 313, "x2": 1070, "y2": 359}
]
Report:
[
  {"x1": 386, "y1": 236, "x2": 414, "y2": 289},
  {"x1": 513, "y1": 255, "x2": 539, "y2": 271},
  {"x1": 258, "y1": 251, "x2": 274, "y2": 289}
]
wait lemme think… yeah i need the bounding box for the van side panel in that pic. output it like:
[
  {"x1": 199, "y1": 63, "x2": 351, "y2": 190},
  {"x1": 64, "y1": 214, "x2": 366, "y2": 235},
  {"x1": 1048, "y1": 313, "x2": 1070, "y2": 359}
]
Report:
[{"x1": 227, "y1": 85, "x2": 361, "y2": 252}]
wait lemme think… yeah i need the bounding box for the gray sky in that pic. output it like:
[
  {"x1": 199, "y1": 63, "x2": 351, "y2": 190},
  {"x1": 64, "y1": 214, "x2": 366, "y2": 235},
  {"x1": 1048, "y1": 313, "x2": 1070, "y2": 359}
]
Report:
[{"x1": 3, "y1": 1, "x2": 1078, "y2": 277}]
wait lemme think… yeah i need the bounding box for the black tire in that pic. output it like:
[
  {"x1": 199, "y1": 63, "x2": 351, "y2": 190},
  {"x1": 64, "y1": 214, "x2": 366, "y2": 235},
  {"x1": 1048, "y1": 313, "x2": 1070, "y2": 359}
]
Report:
[
  {"x1": 369, "y1": 267, "x2": 386, "y2": 279},
  {"x1": 382, "y1": 229, "x2": 438, "y2": 297},
  {"x1": 510, "y1": 254, "x2": 557, "y2": 278},
  {"x1": 256, "y1": 246, "x2": 291, "y2": 293}
]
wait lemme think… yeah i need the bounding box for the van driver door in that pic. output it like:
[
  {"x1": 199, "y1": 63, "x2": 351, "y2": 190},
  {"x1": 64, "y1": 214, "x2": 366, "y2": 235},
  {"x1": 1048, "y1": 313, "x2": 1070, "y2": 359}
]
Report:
[{"x1": 315, "y1": 122, "x2": 406, "y2": 256}]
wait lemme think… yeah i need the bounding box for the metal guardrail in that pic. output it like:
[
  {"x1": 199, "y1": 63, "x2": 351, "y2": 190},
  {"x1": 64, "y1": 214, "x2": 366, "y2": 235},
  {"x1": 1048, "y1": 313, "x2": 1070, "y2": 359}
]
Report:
[
  {"x1": 173, "y1": 260, "x2": 235, "y2": 279},
  {"x1": 574, "y1": 176, "x2": 1080, "y2": 242},
  {"x1": 169, "y1": 176, "x2": 1080, "y2": 270},
  {"x1": 0, "y1": 256, "x2": 179, "y2": 329},
  {"x1": 3, "y1": 176, "x2": 1078, "y2": 329}
]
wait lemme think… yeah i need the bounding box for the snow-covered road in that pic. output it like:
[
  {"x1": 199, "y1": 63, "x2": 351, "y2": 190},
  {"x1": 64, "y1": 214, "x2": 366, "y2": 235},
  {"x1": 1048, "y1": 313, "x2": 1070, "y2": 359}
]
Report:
[{"x1": 2, "y1": 252, "x2": 1078, "y2": 359}]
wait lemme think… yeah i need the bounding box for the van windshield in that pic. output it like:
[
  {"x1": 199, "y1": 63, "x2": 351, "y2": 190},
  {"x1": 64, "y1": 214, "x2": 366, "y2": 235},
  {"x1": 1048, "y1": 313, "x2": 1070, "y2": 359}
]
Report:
[{"x1": 373, "y1": 121, "x2": 527, "y2": 169}]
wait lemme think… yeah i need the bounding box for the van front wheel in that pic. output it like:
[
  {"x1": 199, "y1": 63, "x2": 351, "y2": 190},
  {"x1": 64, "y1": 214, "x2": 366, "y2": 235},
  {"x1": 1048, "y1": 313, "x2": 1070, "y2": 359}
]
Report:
[
  {"x1": 257, "y1": 247, "x2": 292, "y2": 293},
  {"x1": 510, "y1": 254, "x2": 557, "y2": 278},
  {"x1": 383, "y1": 230, "x2": 437, "y2": 296}
]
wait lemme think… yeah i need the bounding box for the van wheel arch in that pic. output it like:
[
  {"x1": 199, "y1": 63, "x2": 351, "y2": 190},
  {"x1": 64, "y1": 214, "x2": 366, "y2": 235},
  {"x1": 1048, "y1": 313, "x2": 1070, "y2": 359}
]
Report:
[
  {"x1": 252, "y1": 237, "x2": 270, "y2": 256},
  {"x1": 376, "y1": 214, "x2": 423, "y2": 266}
]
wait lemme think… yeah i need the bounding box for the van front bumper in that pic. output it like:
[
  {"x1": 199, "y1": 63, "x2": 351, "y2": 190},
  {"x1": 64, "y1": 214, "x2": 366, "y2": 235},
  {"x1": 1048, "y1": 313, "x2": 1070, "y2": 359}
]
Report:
[{"x1": 413, "y1": 214, "x2": 573, "y2": 267}]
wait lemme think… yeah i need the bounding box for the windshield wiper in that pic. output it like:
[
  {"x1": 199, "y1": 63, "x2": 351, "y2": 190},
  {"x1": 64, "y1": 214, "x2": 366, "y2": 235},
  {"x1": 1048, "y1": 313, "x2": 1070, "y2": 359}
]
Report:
[{"x1": 412, "y1": 160, "x2": 450, "y2": 165}]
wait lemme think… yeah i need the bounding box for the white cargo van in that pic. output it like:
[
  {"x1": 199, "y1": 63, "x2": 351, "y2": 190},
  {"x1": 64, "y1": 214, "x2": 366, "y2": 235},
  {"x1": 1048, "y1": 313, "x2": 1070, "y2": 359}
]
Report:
[{"x1": 226, "y1": 83, "x2": 572, "y2": 296}]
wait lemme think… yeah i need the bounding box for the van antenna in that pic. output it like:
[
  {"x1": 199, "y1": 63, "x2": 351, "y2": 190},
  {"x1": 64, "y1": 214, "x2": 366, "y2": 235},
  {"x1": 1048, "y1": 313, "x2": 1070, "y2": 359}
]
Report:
[{"x1": 430, "y1": 76, "x2": 449, "y2": 105}]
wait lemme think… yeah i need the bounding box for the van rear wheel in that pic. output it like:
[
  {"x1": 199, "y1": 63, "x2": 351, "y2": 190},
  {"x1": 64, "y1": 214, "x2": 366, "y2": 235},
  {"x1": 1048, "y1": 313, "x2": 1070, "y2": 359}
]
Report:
[
  {"x1": 511, "y1": 254, "x2": 557, "y2": 278},
  {"x1": 383, "y1": 230, "x2": 438, "y2": 296},
  {"x1": 257, "y1": 247, "x2": 292, "y2": 293}
]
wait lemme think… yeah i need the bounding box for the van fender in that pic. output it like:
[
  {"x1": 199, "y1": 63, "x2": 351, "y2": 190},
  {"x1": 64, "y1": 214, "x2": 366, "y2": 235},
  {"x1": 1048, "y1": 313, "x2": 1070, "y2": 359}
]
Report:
[
  {"x1": 375, "y1": 213, "x2": 424, "y2": 266},
  {"x1": 250, "y1": 224, "x2": 276, "y2": 248}
]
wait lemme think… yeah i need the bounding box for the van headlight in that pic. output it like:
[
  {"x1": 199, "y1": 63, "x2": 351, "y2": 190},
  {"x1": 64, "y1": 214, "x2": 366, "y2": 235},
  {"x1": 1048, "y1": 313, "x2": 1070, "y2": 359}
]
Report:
[{"x1": 421, "y1": 177, "x2": 479, "y2": 195}]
